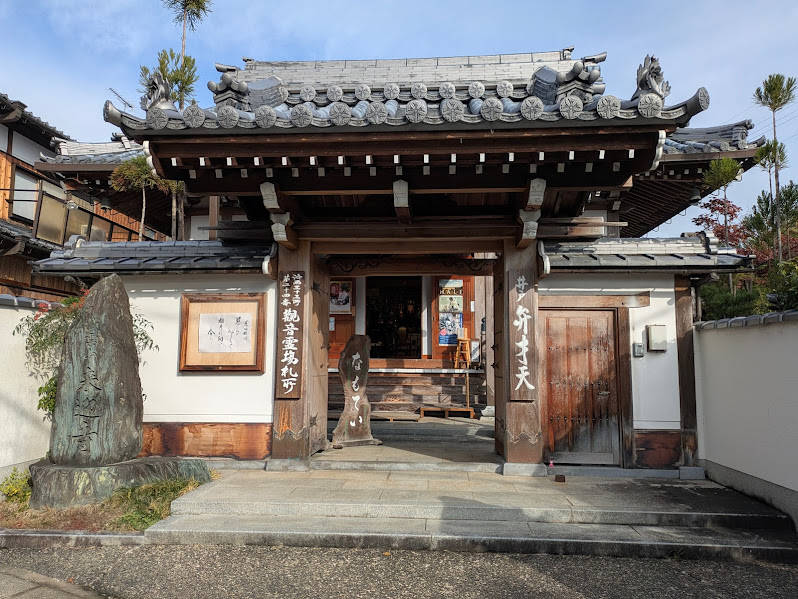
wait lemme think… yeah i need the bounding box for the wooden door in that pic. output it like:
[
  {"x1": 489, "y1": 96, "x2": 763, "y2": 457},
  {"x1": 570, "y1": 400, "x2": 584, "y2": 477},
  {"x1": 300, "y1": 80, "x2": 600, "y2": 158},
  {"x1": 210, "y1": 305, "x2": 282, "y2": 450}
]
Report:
[
  {"x1": 431, "y1": 276, "x2": 474, "y2": 361},
  {"x1": 540, "y1": 310, "x2": 620, "y2": 465},
  {"x1": 328, "y1": 278, "x2": 355, "y2": 361}
]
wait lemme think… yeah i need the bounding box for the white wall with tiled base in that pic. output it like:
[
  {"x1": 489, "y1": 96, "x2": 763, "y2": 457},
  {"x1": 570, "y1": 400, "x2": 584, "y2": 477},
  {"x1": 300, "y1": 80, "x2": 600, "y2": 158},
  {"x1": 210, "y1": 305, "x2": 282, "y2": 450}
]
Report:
[
  {"x1": 538, "y1": 273, "x2": 681, "y2": 430},
  {"x1": 0, "y1": 302, "x2": 51, "y2": 481},
  {"x1": 123, "y1": 274, "x2": 277, "y2": 424}
]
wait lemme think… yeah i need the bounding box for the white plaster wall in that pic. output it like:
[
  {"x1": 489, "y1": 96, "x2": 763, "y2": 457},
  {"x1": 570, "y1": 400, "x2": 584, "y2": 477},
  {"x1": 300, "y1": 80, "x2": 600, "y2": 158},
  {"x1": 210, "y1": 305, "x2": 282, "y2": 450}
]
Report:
[
  {"x1": 189, "y1": 215, "x2": 209, "y2": 241},
  {"x1": 10, "y1": 133, "x2": 54, "y2": 166},
  {"x1": 0, "y1": 305, "x2": 51, "y2": 479},
  {"x1": 123, "y1": 274, "x2": 277, "y2": 423},
  {"x1": 0, "y1": 124, "x2": 8, "y2": 153},
  {"x1": 695, "y1": 322, "x2": 798, "y2": 492},
  {"x1": 538, "y1": 273, "x2": 680, "y2": 430}
]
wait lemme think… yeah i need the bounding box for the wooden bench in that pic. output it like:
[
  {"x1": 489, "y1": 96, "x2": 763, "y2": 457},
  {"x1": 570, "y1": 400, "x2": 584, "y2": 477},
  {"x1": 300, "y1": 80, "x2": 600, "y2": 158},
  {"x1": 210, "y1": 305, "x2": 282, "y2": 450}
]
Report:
[{"x1": 419, "y1": 406, "x2": 476, "y2": 420}]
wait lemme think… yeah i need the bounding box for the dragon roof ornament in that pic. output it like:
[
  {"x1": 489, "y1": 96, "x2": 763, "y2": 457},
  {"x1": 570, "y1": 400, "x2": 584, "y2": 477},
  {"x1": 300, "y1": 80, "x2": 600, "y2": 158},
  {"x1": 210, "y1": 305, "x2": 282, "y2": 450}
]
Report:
[{"x1": 104, "y1": 50, "x2": 709, "y2": 134}]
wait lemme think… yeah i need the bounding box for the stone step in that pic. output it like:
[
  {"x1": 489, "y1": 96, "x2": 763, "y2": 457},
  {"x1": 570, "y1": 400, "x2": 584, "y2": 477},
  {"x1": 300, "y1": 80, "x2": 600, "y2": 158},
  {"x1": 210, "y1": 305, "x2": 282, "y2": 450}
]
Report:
[
  {"x1": 329, "y1": 383, "x2": 486, "y2": 395},
  {"x1": 328, "y1": 395, "x2": 485, "y2": 407},
  {"x1": 170, "y1": 492, "x2": 791, "y2": 531},
  {"x1": 145, "y1": 515, "x2": 798, "y2": 563}
]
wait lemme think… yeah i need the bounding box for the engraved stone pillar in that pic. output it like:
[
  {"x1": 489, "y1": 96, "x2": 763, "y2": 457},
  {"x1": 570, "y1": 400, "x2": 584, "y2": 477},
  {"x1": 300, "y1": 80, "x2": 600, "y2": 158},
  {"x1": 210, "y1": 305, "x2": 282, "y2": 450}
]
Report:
[
  {"x1": 49, "y1": 274, "x2": 143, "y2": 467},
  {"x1": 331, "y1": 335, "x2": 381, "y2": 447}
]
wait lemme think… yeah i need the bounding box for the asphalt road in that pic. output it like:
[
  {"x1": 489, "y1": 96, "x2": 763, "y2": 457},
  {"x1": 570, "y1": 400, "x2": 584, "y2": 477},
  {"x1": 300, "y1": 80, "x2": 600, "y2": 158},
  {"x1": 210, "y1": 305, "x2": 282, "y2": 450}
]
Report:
[{"x1": 0, "y1": 546, "x2": 796, "y2": 599}]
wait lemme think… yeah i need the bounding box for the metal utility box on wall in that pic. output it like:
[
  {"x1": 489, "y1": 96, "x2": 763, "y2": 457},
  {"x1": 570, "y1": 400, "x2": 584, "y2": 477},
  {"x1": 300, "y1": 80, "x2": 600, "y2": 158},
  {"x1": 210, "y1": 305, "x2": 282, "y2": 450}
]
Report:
[{"x1": 646, "y1": 324, "x2": 668, "y2": 351}]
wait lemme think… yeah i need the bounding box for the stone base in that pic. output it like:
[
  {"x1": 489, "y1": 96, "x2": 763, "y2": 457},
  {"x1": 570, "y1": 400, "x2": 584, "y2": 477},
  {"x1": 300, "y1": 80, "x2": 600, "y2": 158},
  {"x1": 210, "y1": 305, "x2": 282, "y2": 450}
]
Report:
[
  {"x1": 480, "y1": 406, "x2": 496, "y2": 418},
  {"x1": 502, "y1": 463, "x2": 548, "y2": 477},
  {"x1": 330, "y1": 438, "x2": 383, "y2": 449},
  {"x1": 29, "y1": 457, "x2": 211, "y2": 510},
  {"x1": 679, "y1": 466, "x2": 707, "y2": 480},
  {"x1": 265, "y1": 459, "x2": 310, "y2": 472}
]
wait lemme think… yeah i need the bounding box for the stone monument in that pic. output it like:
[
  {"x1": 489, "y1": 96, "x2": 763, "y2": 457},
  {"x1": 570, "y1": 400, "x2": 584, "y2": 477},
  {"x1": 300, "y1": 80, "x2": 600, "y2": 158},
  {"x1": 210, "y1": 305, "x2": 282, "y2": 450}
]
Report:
[
  {"x1": 331, "y1": 335, "x2": 381, "y2": 448},
  {"x1": 29, "y1": 275, "x2": 210, "y2": 509}
]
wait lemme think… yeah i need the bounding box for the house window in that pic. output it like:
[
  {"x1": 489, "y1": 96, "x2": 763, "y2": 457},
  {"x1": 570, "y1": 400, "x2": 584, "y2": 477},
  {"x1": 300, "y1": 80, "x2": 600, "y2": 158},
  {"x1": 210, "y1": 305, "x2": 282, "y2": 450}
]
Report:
[
  {"x1": 10, "y1": 169, "x2": 38, "y2": 221},
  {"x1": 64, "y1": 208, "x2": 91, "y2": 241},
  {"x1": 36, "y1": 194, "x2": 67, "y2": 244}
]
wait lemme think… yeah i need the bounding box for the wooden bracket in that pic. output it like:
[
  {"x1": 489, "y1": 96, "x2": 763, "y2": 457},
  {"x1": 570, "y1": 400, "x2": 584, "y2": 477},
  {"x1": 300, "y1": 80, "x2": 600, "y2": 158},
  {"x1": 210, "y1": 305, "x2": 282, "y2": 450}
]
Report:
[
  {"x1": 271, "y1": 212, "x2": 298, "y2": 250},
  {"x1": 524, "y1": 178, "x2": 546, "y2": 211},
  {"x1": 516, "y1": 209, "x2": 541, "y2": 249},
  {"x1": 260, "y1": 181, "x2": 286, "y2": 214},
  {"x1": 393, "y1": 179, "x2": 411, "y2": 224}
]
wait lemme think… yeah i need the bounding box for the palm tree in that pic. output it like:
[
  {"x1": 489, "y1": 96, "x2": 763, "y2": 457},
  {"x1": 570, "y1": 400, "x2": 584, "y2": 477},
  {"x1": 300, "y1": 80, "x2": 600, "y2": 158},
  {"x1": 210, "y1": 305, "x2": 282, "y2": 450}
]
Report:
[
  {"x1": 753, "y1": 74, "x2": 797, "y2": 261},
  {"x1": 163, "y1": 0, "x2": 212, "y2": 109},
  {"x1": 110, "y1": 156, "x2": 170, "y2": 241}
]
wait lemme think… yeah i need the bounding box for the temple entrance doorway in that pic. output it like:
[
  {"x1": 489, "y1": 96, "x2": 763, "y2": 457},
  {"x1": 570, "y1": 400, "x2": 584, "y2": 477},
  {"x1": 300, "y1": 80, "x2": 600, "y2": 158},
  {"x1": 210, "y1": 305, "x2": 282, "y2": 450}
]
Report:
[{"x1": 365, "y1": 276, "x2": 422, "y2": 359}]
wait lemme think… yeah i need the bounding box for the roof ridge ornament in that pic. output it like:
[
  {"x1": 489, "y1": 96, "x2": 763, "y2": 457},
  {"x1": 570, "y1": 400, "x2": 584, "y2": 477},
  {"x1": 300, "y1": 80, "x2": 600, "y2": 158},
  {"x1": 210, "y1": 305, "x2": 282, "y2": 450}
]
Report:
[
  {"x1": 140, "y1": 72, "x2": 176, "y2": 112},
  {"x1": 208, "y1": 64, "x2": 252, "y2": 111},
  {"x1": 632, "y1": 55, "x2": 671, "y2": 100}
]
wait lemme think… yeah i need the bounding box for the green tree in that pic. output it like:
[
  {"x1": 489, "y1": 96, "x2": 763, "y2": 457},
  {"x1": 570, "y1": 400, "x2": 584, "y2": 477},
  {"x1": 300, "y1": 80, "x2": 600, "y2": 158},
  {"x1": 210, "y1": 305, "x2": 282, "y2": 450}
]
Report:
[
  {"x1": 139, "y1": 49, "x2": 198, "y2": 111},
  {"x1": 110, "y1": 156, "x2": 170, "y2": 241},
  {"x1": 163, "y1": 0, "x2": 213, "y2": 109},
  {"x1": 754, "y1": 74, "x2": 797, "y2": 261}
]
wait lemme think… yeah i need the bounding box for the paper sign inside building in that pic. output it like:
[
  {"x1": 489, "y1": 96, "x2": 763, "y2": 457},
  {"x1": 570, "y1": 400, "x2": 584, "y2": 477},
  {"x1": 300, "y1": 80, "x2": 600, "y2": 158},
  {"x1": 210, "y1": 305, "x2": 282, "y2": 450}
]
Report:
[{"x1": 198, "y1": 313, "x2": 253, "y2": 353}]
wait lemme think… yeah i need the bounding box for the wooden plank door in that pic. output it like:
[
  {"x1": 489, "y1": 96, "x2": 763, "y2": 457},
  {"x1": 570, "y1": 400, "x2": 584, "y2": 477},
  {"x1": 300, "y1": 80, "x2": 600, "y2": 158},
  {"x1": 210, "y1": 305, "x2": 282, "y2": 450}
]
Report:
[
  {"x1": 540, "y1": 310, "x2": 620, "y2": 465},
  {"x1": 431, "y1": 276, "x2": 474, "y2": 361},
  {"x1": 328, "y1": 278, "x2": 355, "y2": 361}
]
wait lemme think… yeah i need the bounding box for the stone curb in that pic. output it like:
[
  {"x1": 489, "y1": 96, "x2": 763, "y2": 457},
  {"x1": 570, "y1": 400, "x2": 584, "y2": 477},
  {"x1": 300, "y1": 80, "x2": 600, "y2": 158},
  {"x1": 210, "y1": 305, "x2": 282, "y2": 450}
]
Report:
[
  {"x1": 0, "y1": 529, "x2": 146, "y2": 549},
  {"x1": 3, "y1": 525, "x2": 796, "y2": 564},
  {"x1": 0, "y1": 563, "x2": 106, "y2": 598}
]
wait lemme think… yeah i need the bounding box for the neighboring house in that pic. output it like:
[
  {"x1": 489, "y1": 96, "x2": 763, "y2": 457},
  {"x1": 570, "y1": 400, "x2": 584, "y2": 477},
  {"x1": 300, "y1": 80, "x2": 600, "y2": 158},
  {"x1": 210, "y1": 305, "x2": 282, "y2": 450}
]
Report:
[
  {"x1": 35, "y1": 48, "x2": 758, "y2": 472},
  {"x1": 0, "y1": 93, "x2": 163, "y2": 301}
]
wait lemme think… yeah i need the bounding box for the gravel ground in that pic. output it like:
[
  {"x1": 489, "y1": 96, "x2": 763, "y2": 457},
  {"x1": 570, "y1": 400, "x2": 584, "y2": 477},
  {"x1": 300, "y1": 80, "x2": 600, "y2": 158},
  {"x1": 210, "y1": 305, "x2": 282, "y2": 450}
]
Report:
[{"x1": 1, "y1": 546, "x2": 797, "y2": 599}]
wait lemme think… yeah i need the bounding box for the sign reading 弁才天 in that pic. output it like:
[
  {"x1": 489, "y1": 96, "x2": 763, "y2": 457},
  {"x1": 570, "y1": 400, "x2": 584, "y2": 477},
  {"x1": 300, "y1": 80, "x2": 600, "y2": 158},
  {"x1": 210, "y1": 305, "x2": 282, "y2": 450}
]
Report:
[{"x1": 509, "y1": 269, "x2": 535, "y2": 401}]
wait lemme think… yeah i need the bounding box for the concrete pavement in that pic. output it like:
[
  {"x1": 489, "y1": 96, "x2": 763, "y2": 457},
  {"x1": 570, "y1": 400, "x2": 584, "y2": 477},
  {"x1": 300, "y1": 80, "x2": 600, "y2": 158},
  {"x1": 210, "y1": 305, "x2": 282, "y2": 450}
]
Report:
[
  {"x1": 0, "y1": 563, "x2": 106, "y2": 598},
  {"x1": 1, "y1": 546, "x2": 798, "y2": 599}
]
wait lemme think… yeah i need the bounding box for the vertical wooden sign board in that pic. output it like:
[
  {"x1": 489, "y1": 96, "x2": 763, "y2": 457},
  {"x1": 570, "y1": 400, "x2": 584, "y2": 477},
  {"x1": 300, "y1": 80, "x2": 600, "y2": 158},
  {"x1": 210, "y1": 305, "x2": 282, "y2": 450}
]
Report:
[
  {"x1": 276, "y1": 271, "x2": 305, "y2": 399},
  {"x1": 508, "y1": 269, "x2": 536, "y2": 401}
]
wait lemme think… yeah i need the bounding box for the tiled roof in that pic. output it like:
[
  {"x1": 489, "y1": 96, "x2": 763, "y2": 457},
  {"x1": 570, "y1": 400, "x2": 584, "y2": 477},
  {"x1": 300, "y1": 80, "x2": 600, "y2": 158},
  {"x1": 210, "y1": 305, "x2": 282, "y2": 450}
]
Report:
[
  {"x1": 104, "y1": 49, "x2": 709, "y2": 134},
  {"x1": 0, "y1": 92, "x2": 70, "y2": 141},
  {"x1": 35, "y1": 236, "x2": 275, "y2": 275},
  {"x1": 0, "y1": 220, "x2": 62, "y2": 253},
  {"x1": 542, "y1": 234, "x2": 752, "y2": 271},
  {"x1": 696, "y1": 311, "x2": 798, "y2": 329},
  {"x1": 663, "y1": 120, "x2": 765, "y2": 154},
  {"x1": 38, "y1": 136, "x2": 144, "y2": 165}
]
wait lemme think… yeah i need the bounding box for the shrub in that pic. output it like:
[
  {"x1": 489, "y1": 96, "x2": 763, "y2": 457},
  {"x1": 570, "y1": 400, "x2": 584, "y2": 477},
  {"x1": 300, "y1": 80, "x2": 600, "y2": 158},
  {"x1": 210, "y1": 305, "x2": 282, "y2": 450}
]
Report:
[
  {"x1": 699, "y1": 283, "x2": 762, "y2": 320},
  {"x1": 0, "y1": 468, "x2": 32, "y2": 504}
]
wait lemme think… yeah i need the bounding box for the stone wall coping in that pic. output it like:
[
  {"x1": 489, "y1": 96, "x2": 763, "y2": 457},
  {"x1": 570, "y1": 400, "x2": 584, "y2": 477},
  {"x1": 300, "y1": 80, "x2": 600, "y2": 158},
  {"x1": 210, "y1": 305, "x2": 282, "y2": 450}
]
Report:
[
  {"x1": 695, "y1": 310, "x2": 798, "y2": 330},
  {"x1": 0, "y1": 294, "x2": 59, "y2": 310}
]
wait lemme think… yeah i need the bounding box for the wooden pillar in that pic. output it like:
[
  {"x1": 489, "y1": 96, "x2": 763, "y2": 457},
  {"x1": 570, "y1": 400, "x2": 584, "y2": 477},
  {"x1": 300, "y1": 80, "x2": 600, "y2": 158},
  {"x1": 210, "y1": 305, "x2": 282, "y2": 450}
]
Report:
[
  {"x1": 208, "y1": 195, "x2": 219, "y2": 241},
  {"x1": 493, "y1": 240, "x2": 543, "y2": 463},
  {"x1": 675, "y1": 276, "x2": 698, "y2": 466},
  {"x1": 271, "y1": 241, "x2": 330, "y2": 462}
]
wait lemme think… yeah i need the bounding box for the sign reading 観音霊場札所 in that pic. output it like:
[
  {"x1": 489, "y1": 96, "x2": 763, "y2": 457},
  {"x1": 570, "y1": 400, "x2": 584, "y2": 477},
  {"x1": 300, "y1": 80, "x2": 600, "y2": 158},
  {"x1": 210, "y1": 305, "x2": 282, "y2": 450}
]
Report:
[
  {"x1": 509, "y1": 269, "x2": 536, "y2": 401},
  {"x1": 276, "y1": 271, "x2": 305, "y2": 399}
]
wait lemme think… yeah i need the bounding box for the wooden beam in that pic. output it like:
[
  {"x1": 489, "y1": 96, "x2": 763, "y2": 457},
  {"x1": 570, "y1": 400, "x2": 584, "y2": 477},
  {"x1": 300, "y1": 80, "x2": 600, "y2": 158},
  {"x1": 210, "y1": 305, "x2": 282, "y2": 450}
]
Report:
[
  {"x1": 326, "y1": 256, "x2": 496, "y2": 277},
  {"x1": 538, "y1": 292, "x2": 650, "y2": 308},
  {"x1": 294, "y1": 218, "x2": 518, "y2": 241},
  {"x1": 675, "y1": 277, "x2": 698, "y2": 466},
  {"x1": 312, "y1": 239, "x2": 503, "y2": 254},
  {"x1": 393, "y1": 179, "x2": 411, "y2": 224}
]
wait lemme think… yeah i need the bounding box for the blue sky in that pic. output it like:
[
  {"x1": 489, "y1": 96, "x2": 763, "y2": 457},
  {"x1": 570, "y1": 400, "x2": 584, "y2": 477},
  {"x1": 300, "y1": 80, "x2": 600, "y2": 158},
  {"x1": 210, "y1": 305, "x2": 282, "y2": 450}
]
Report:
[{"x1": 2, "y1": 0, "x2": 797, "y2": 237}]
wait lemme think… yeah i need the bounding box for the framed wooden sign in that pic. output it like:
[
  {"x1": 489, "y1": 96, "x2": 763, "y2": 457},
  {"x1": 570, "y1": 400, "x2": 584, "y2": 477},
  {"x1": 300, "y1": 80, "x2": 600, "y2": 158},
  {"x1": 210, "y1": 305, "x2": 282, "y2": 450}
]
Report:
[
  {"x1": 276, "y1": 271, "x2": 305, "y2": 399},
  {"x1": 179, "y1": 293, "x2": 265, "y2": 372}
]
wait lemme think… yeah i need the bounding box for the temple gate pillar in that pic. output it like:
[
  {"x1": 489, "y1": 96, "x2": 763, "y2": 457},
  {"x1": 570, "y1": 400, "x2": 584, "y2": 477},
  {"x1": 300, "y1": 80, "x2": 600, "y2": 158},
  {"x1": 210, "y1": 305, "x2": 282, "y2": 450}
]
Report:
[
  {"x1": 493, "y1": 240, "x2": 544, "y2": 471},
  {"x1": 270, "y1": 241, "x2": 330, "y2": 465}
]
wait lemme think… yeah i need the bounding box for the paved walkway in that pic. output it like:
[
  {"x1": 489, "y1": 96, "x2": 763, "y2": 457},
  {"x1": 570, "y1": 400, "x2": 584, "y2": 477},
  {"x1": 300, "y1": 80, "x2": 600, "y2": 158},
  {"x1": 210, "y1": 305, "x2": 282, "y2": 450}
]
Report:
[{"x1": 0, "y1": 563, "x2": 105, "y2": 598}]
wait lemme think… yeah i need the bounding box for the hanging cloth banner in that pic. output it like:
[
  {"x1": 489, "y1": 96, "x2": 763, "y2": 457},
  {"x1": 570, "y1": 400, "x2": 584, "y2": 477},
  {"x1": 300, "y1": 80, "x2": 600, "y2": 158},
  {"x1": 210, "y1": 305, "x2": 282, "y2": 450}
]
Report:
[{"x1": 276, "y1": 271, "x2": 305, "y2": 399}]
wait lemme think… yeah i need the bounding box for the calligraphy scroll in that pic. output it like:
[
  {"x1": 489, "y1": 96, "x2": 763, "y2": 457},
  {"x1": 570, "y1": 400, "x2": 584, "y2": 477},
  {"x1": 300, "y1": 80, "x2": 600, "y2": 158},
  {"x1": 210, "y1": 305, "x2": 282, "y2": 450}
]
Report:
[
  {"x1": 276, "y1": 271, "x2": 305, "y2": 399},
  {"x1": 509, "y1": 269, "x2": 536, "y2": 401}
]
